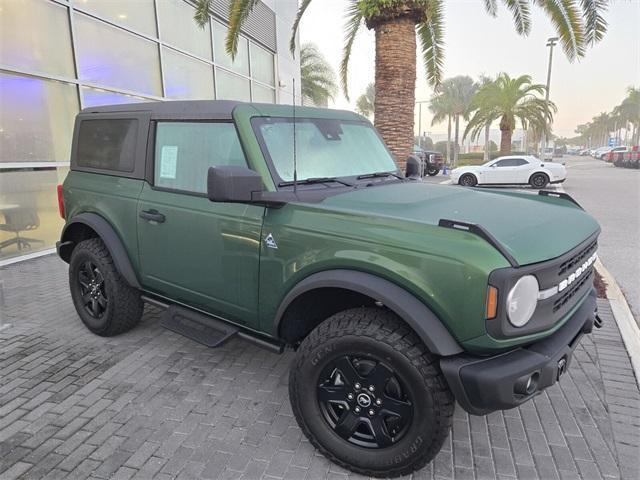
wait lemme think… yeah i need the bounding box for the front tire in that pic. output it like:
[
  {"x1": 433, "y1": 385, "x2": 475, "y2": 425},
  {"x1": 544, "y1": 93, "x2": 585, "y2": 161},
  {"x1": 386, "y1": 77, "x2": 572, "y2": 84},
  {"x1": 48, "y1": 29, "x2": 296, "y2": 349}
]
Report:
[
  {"x1": 458, "y1": 173, "x2": 477, "y2": 187},
  {"x1": 289, "y1": 308, "x2": 454, "y2": 478},
  {"x1": 69, "y1": 238, "x2": 143, "y2": 336},
  {"x1": 529, "y1": 172, "x2": 549, "y2": 189},
  {"x1": 426, "y1": 166, "x2": 440, "y2": 176}
]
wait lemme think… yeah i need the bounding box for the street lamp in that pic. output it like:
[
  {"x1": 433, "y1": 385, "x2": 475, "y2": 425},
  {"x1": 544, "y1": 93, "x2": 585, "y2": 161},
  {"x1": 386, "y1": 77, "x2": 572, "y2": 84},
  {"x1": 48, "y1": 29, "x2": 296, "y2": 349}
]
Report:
[{"x1": 541, "y1": 36, "x2": 559, "y2": 154}]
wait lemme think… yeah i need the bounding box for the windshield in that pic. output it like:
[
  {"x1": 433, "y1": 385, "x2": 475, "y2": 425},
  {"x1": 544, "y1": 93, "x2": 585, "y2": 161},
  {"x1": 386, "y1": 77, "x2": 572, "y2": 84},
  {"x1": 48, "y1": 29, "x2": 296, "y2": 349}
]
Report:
[{"x1": 252, "y1": 117, "x2": 398, "y2": 183}]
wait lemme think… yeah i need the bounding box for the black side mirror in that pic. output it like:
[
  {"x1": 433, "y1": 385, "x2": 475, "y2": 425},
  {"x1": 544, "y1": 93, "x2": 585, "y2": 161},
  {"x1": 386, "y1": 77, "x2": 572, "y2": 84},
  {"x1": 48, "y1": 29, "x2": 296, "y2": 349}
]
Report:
[
  {"x1": 405, "y1": 155, "x2": 421, "y2": 178},
  {"x1": 207, "y1": 166, "x2": 263, "y2": 203}
]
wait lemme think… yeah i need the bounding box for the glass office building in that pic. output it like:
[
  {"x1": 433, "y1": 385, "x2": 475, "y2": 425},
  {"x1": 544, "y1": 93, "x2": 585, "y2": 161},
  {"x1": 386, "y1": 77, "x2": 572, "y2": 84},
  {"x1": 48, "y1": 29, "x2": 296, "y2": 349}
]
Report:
[{"x1": 0, "y1": 0, "x2": 300, "y2": 263}]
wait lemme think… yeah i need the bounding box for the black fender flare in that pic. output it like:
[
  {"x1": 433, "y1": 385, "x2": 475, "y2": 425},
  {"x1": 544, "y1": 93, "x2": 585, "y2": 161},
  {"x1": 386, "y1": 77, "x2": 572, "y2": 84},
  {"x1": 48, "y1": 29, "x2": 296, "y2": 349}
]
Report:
[
  {"x1": 274, "y1": 269, "x2": 463, "y2": 356},
  {"x1": 58, "y1": 213, "x2": 141, "y2": 289}
]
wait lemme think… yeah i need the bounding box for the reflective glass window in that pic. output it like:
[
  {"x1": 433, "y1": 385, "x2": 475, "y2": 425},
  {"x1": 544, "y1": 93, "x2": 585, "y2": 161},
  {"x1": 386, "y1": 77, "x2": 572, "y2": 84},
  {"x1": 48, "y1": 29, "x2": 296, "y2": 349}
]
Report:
[
  {"x1": 74, "y1": 14, "x2": 162, "y2": 96},
  {"x1": 81, "y1": 87, "x2": 150, "y2": 108},
  {"x1": 73, "y1": 0, "x2": 157, "y2": 36},
  {"x1": 249, "y1": 43, "x2": 275, "y2": 86},
  {"x1": 77, "y1": 119, "x2": 138, "y2": 172},
  {"x1": 154, "y1": 122, "x2": 246, "y2": 193},
  {"x1": 252, "y1": 82, "x2": 275, "y2": 103},
  {"x1": 213, "y1": 21, "x2": 249, "y2": 75},
  {"x1": 0, "y1": 72, "x2": 78, "y2": 163},
  {"x1": 215, "y1": 69, "x2": 250, "y2": 101},
  {"x1": 162, "y1": 48, "x2": 215, "y2": 100},
  {"x1": 0, "y1": 167, "x2": 69, "y2": 261},
  {"x1": 158, "y1": 0, "x2": 211, "y2": 60},
  {"x1": 0, "y1": 0, "x2": 75, "y2": 77}
]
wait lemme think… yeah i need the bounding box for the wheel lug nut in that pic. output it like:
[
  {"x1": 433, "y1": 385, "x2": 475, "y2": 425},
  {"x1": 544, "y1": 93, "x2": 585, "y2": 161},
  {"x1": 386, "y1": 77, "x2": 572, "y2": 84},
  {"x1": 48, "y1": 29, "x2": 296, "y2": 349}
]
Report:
[
  {"x1": 354, "y1": 406, "x2": 360, "y2": 413},
  {"x1": 368, "y1": 385, "x2": 375, "y2": 392},
  {"x1": 347, "y1": 393, "x2": 354, "y2": 400},
  {"x1": 368, "y1": 409, "x2": 375, "y2": 416},
  {"x1": 354, "y1": 383, "x2": 361, "y2": 390},
  {"x1": 375, "y1": 398, "x2": 382, "y2": 406}
]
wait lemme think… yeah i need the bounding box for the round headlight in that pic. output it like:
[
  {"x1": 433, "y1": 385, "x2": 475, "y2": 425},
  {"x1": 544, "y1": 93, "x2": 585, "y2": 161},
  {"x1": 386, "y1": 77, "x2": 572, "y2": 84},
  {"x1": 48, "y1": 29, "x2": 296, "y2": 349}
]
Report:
[{"x1": 506, "y1": 275, "x2": 539, "y2": 327}]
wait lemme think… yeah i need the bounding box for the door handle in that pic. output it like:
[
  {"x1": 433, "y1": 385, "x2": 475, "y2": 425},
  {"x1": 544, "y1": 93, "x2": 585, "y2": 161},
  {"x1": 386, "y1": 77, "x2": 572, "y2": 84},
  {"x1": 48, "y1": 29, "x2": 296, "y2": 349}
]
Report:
[{"x1": 139, "y1": 209, "x2": 165, "y2": 223}]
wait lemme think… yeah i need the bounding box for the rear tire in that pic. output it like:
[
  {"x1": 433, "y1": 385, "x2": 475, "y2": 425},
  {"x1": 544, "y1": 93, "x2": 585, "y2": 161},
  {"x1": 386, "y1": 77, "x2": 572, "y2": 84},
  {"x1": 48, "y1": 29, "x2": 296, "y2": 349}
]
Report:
[
  {"x1": 426, "y1": 167, "x2": 440, "y2": 176},
  {"x1": 69, "y1": 238, "x2": 143, "y2": 336},
  {"x1": 529, "y1": 172, "x2": 549, "y2": 189},
  {"x1": 458, "y1": 173, "x2": 477, "y2": 187},
  {"x1": 289, "y1": 308, "x2": 454, "y2": 478}
]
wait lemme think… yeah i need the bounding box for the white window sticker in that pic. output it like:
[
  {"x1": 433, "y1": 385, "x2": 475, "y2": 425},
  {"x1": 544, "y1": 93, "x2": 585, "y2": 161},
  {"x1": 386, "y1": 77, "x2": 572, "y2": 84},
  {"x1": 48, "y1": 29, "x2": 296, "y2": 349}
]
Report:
[{"x1": 159, "y1": 146, "x2": 178, "y2": 179}]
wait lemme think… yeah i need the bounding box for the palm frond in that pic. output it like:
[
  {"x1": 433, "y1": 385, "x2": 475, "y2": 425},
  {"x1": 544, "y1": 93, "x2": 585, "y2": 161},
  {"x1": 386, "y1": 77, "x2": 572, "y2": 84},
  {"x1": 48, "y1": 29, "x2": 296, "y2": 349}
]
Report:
[
  {"x1": 535, "y1": 0, "x2": 585, "y2": 60},
  {"x1": 417, "y1": 0, "x2": 445, "y2": 88},
  {"x1": 340, "y1": 0, "x2": 364, "y2": 100},
  {"x1": 289, "y1": 0, "x2": 314, "y2": 56},
  {"x1": 193, "y1": 0, "x2": 213, "y2": 27},
  {"x1": 226, "y1": 0, "x2": 260, "y2": 59},
  {"x1": 300, "y1": 43, "x2": 337, "y2": 106},
  {"x1": 580, "y1": 0, "x2": 608, "y2": 45},
  {"x1": 502, "y1": 0, "x2": 531, "y2": 35},
  {"x1": 483, "y1": 0, "x2": 498, "y2": 16}
]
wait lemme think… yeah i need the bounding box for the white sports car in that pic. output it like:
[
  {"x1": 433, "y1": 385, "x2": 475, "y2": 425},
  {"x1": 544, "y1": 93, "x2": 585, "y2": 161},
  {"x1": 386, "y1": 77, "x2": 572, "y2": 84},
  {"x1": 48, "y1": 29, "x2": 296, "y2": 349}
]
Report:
[{"x1": 450, "y1": 155, "x2": 567, "y2": 189}]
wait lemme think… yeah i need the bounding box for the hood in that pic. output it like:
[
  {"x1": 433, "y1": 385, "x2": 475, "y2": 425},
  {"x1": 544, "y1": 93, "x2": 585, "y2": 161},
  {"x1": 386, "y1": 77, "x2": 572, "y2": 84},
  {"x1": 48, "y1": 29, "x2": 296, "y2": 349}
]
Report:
[{"x1": 319, "y1": 182, "x2": 600, "y2": 266}]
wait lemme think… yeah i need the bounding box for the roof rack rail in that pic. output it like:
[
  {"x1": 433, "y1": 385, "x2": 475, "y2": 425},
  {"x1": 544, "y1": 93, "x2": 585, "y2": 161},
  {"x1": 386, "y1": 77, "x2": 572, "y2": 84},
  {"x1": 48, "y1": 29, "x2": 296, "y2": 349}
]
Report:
[
  {"x1": 538, "y1": 190, "x2": 583, "y2": 209},
  {"x1": 438, "y1": 219, "x2": 519, "y2": 267}
]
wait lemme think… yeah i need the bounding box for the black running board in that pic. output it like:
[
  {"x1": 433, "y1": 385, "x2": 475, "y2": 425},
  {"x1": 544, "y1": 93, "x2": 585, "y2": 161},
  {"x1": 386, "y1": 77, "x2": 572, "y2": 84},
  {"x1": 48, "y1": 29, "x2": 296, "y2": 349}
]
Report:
[{"x1": 161, "y1": 305, "x2": 238, "y2": 348}]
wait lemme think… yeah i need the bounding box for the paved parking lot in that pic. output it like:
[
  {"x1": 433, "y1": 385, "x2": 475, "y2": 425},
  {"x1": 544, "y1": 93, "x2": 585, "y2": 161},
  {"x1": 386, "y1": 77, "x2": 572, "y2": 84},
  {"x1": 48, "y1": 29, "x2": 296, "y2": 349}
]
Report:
[{"x1": 0, "y1": 256, "x2": 638, "y2": 479}]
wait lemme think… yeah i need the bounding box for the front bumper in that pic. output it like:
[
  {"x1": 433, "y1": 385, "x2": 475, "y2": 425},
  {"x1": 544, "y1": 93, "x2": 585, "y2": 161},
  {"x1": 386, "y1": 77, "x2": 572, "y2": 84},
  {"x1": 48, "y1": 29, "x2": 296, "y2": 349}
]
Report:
[{"x1": 440, "y1": 289, "x2": 597, "y2": 415}]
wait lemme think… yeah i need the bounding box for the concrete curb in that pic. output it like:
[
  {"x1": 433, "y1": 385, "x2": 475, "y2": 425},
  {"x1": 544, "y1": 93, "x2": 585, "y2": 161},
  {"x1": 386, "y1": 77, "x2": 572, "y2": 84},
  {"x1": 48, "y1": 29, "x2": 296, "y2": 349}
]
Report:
[{"x1": 596, "y1": 258, "x2": 640, "y2": 387}]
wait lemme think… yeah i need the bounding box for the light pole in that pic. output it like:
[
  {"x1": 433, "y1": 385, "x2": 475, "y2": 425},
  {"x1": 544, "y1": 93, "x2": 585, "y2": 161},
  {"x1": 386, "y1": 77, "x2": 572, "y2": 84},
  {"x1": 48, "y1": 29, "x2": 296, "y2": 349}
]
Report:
[
  {"x1": 415, "y1": 100, "x2": 430, "y2": 147},
  {"x1": 541, "y1": 36, "x2": 559, "y2": 154}
]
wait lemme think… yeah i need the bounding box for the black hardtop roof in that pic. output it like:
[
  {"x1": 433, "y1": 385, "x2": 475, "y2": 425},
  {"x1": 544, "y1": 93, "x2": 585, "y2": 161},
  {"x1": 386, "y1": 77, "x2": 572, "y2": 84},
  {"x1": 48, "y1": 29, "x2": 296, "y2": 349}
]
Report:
[{"x1": 80, "y1": 100, "x2": 242, "y2": 118}]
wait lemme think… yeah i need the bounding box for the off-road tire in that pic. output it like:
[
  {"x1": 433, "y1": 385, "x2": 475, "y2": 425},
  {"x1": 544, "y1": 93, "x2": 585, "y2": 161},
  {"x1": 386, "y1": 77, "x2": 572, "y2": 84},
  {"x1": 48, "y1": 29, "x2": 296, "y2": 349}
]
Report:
[
  {"x1": 289, "y1": 308, "x2": 454, "y2": 478},
  {"x1": 69, "y1": 238, "x2": 143, "y2": 336},
  {"x1": 427, "y1": 166, "x2": 440, "y2": 176},
  {"x1": 529, "y1": 172, "x2": 549, "y2": 189},
  {"x1": 459, "y1": 173, "x2": 477, "y2": 187}
]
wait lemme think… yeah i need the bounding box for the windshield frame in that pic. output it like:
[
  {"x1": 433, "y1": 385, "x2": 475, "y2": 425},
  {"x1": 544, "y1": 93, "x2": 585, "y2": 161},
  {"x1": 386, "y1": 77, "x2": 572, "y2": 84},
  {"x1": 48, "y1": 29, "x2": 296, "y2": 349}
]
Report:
[{"x1": 250, "y1": 116, "x2": 401, "y2": 189}]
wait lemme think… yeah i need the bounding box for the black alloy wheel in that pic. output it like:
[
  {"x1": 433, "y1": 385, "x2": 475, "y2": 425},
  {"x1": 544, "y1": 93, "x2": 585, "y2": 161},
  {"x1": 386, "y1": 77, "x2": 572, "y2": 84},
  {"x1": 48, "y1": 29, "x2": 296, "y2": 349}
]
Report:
[
  {"x1": 317, "y1": 355, "x2": 413, "y2": 449},
  {"x1": 529, "y1": 172, "x2": 549, "y2": 189},
  {"x1": 77, "y1": 260, "x2": 108, "y2": 318}
]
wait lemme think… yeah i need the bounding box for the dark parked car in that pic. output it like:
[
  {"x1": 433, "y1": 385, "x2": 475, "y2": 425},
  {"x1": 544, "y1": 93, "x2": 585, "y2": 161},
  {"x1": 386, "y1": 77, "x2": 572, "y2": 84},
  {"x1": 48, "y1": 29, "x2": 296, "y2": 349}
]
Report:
[{"x1": 412, "y1": 145, "x2": 444, "y2": 176}]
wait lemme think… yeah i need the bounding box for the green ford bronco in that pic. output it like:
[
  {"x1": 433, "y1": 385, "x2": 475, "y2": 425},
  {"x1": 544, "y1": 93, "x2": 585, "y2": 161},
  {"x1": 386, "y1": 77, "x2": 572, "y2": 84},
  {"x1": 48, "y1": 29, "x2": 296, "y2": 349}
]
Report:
[{"x1": 57, "y1": 100, "x2": 601, "y2": 477}]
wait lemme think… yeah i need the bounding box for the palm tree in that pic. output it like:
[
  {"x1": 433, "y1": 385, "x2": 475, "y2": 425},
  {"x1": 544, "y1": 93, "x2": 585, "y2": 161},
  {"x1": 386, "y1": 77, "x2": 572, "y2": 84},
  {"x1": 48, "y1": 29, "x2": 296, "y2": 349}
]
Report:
[
  {"x1": 429, "y1": 93, "x2": 454, "y2": 163},
  {"x1": 194, "y1": 1, "x2": 608, "y2": 166},
  {"x1": 355, "y1": 83, "x2": 375, "y2": 118},
  {"x1": 300, "y1": 43, "x2": 337, "y2": 106},
  {"x1": 617, "y1": 87, "x2": 640, "y2": 145},
  {"x1": 464, "y1": 73, "x2": 556, "y2": 155},
  {"x1": 445, "y1": 76, "x2": 477, "y2": 164},
  {"x1": 466, "y1": 75, "x2": 495, "y2": 162}
]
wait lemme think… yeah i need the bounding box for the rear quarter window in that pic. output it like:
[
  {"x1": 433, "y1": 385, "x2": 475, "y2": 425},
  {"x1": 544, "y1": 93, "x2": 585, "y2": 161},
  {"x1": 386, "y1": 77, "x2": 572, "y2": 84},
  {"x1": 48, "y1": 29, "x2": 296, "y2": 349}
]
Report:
[{"x1": 76, "y1": 119, "x2": 138, "y2": 172}]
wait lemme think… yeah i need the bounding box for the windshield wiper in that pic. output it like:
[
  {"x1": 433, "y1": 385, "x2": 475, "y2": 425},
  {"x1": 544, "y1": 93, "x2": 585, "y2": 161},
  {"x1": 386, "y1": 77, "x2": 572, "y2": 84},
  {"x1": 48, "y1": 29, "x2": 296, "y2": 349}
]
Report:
[
  {"x1": 357, "y1": 171, "x2": 404, "y2": 181},
  {"x1": 278, "y1": 177, "x2": 354, "y2": 187}
]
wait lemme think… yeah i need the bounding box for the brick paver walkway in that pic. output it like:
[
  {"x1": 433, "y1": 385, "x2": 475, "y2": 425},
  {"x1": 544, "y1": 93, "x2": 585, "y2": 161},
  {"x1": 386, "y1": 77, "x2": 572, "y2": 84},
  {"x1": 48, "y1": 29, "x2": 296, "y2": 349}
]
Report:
[{"x1": 0, "y1": 256, "x2": 638, "y2": 480}]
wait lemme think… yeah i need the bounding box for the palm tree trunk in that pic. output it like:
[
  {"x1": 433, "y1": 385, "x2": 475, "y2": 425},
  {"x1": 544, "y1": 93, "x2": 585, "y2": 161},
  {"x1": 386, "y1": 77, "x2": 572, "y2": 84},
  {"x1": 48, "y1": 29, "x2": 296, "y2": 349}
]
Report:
[
  {"x1": 446, "y1": 114, "x2": 452, "y2": 164},
  {"x1": 373, "y1": 17, "x2": 416, "y2": 170},
  {"x1": 483, "y1": 123, "x2": 490, "y2": 162},
  {"x1": 454, "y1": 115, "x2": 460, "y2": 166},
  {"x1": 500, "y1": 128, "x2": 512, "y2": 154}
]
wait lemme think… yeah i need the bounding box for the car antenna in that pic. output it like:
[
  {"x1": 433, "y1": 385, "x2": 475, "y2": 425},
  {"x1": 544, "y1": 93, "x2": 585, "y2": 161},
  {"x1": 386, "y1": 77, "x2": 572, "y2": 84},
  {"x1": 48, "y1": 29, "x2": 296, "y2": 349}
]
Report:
[{"x1": 292, "y1": 78, "x2": 298, "y2": 194}]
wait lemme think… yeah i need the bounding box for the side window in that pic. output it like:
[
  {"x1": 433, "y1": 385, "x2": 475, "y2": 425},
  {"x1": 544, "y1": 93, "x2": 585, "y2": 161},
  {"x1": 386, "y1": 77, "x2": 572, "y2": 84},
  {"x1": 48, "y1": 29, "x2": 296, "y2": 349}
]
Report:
[
  {"x1": 511, "y1": 158, "x2": 528, "y2": 166},
  {"x1": 77, "y1": 119, "x2": 138, "y2": 172},
  {"x1": 154, "y1": 122, "x2": 247, "y2": 193},
  {"x1": 494, "y1": 159, "x2": 511, "y2": 167}
]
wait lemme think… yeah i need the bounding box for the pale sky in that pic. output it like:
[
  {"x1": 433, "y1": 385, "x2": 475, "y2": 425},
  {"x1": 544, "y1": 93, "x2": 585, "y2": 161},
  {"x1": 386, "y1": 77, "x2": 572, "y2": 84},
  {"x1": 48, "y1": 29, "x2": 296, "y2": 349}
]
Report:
[{"x1": 298, "y1": 0, "x2": 640, "y2": 138}]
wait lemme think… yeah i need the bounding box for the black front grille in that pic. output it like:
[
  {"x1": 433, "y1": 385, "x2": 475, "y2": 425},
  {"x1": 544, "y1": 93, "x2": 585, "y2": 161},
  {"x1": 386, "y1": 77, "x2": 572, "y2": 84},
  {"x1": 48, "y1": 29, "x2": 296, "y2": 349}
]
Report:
[
  {"x1": 553, "y1": 268, "x2": 594, "y2": 312},
  {"x1": 558, "y1": 240, "x2": 597, "y2": 276}
]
